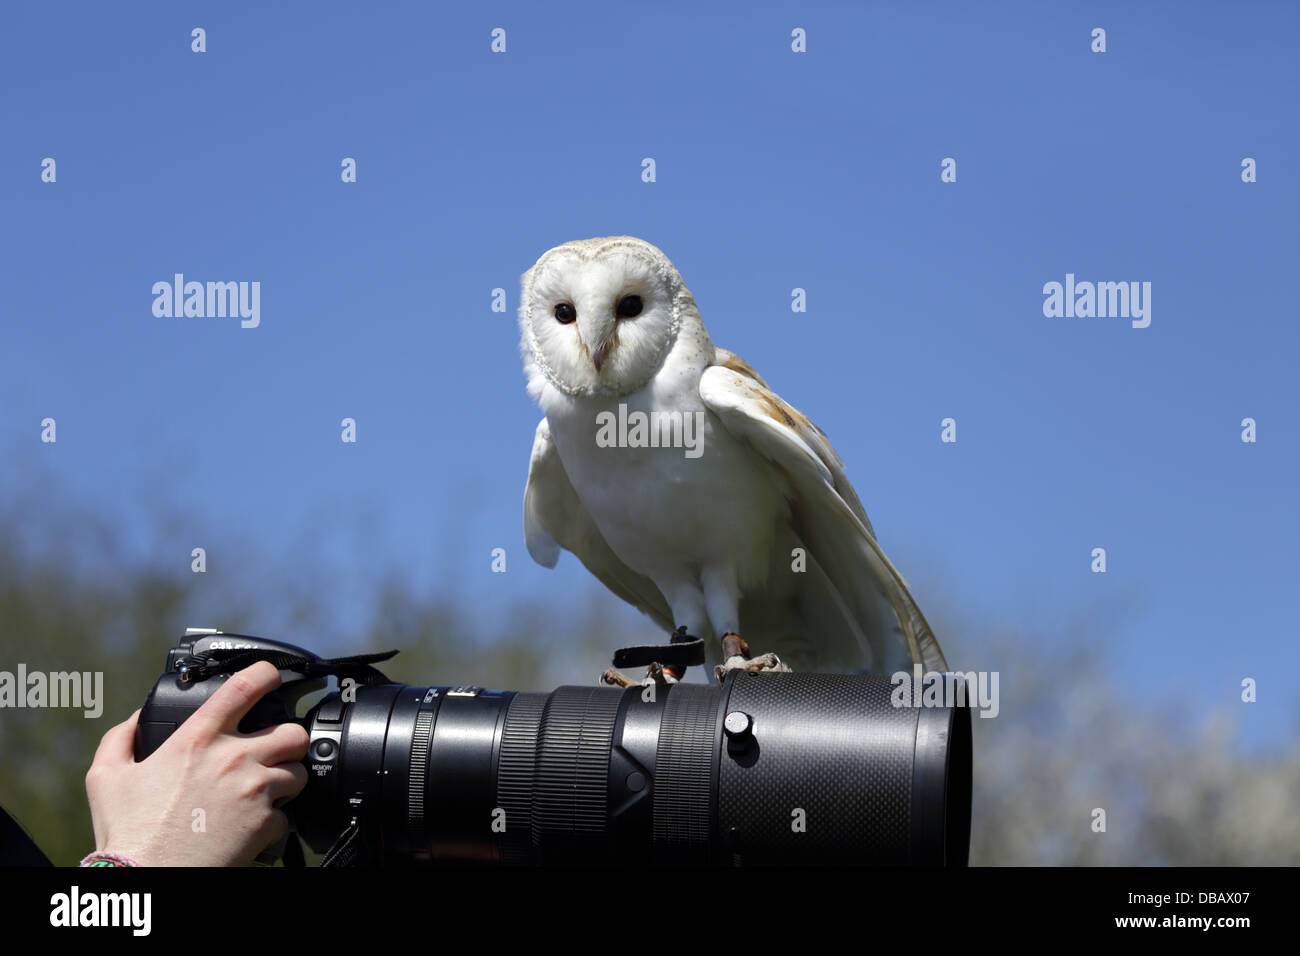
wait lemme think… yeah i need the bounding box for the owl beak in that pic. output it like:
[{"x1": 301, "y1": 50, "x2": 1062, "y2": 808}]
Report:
[{"x1": 578, "y1": 313, "x2": 616, "y2": 373}]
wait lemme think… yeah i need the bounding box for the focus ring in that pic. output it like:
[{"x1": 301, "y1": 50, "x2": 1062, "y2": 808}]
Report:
[
  {"x1": 407, "y1": 708, "x2": 435, "y2": 857},
  {"x1": 531, "y1": 686, "x2": 621, "y2": 863},
  {"x1": 496, "y1": 691, "x2": 547, "y2": 865},
  {"x1": 653, "y1": 683, "x2": 717, "y2": 863}
]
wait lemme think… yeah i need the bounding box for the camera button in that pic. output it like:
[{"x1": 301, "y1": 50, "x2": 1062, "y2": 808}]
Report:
[{"x1": 312, "y1": 739, "x2": 337, "y2": 760}]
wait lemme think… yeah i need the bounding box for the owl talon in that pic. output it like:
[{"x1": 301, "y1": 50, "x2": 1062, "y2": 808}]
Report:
[
  {"x1": 601, "y1": 668, "x2": 637, "y2": 688},
  {"x1": 600, "y1": 663, "x2": 679, "y2": 688},
  {"x1": 713, "y1": 632, "x2": 792, "y2": 682}
]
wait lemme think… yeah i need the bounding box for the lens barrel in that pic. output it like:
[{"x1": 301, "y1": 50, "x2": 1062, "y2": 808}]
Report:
[{"x1": 298, "y1": 671, "x2": 971, "y2": 866}]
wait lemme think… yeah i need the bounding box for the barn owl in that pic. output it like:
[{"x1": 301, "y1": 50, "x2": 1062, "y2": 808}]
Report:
[{"x1": 518, "y1": 236, "x2": 947, "y2": 684}]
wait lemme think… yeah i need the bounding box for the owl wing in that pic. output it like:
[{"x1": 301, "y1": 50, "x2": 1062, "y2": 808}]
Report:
[
  {"x1": 523, "y1": 418, "x2": 675, "y2": 631},
  {"x1": 701, "y1": 350, "x2": 948, "y2": 674}
]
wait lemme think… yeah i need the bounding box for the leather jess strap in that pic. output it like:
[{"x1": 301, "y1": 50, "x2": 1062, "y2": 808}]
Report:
[{"x1": 611, "y1": 630, "x2": 705, "y2": 669}]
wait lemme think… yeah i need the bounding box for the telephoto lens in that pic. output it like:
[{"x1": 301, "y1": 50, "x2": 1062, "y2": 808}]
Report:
[{"x1": 294, "y1": 671, "x2": 971, "y2": 866}]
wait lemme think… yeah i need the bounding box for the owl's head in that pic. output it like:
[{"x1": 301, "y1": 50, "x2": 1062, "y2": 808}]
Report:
[{"x1": 519, "y1": 236, "x2": 695, "y2": 399}]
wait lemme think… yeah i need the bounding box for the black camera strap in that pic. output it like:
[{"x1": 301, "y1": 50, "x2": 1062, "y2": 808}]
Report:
[
  {"x1": 319, "y1": 818, "x2": 364, "y2": 867},
  {"x1": 611, "y1": 627, "x2": 705, "y2": 669},
  {"x1": 174, "y1": 647, "x2": 399, "y2": 686}
]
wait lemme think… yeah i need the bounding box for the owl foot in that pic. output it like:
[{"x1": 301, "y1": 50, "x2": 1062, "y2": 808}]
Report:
[
  {"x1": 601, "y1": 661, "x2": 679, "y2": 688},
  {"x1": 713, "y1": 633, "x2": 792, "y2": 683}
]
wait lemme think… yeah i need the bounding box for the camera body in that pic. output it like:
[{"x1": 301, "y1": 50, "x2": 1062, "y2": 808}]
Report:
[
  {"x1": 134, "y1": 631, "x2": 326, "y2": 763},
  {"x1": 136, "y1": 630, "x2": 971, "y2": 866}
]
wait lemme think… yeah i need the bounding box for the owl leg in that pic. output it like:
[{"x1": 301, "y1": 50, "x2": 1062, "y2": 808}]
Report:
[
  {"x1": 699, "y1": 569, "x2": 791, "y2": 681},
  {"x1": 713, "y1": 633, "x2": 793, "y2": 683}
]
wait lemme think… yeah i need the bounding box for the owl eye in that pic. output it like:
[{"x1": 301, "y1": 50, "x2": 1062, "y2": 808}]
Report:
[
  {"x1": 615, "y1": 295, "x2": 643, "y2": 318},
  {"x1": 554, "y1": 302, "x2": 577, "y2": 324}
]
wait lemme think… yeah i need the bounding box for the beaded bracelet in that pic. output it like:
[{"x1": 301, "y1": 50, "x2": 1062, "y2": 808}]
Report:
[{"x1": 79, "y1": 851, "x2": 141, "y2": 867}]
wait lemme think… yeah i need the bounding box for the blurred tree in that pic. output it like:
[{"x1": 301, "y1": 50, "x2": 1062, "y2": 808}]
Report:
[{"x1": 0, "y1": 478, "x2": 632, "y2": 864}]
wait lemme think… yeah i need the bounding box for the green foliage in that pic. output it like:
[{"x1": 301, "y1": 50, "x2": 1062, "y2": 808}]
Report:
[{"x1": 0, "y1": 484, "x2": 625, "y2": 865}]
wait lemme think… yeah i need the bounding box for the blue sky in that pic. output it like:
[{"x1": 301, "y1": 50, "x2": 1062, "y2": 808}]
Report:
[{"x1": 2, "y1": 3, "x2": 1297, "y2": 744}]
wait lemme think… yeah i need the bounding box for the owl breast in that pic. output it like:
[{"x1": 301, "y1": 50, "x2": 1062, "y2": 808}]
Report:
[{"x1": 543, "y1": 383, "x2": 788, "y2": 595}]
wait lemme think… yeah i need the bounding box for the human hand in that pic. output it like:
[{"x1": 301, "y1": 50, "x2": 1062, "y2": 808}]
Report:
[{"x1": 84, "y1": 660, "x2": 310, "y2": 866}]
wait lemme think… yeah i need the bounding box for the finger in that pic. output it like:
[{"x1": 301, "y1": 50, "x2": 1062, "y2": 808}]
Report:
[
  {"x1": 246, "y1": 721, "x2": 310, "y2": 766},
  {"x1": 189, "y1": 661, "x2": 282, "y2": 736},
  {"x1": 265, "y1": 761, "x2": 309, "y2": 806},
  {"x1": 90, "y1": 708, "x2": 142, "y2": 768}
]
